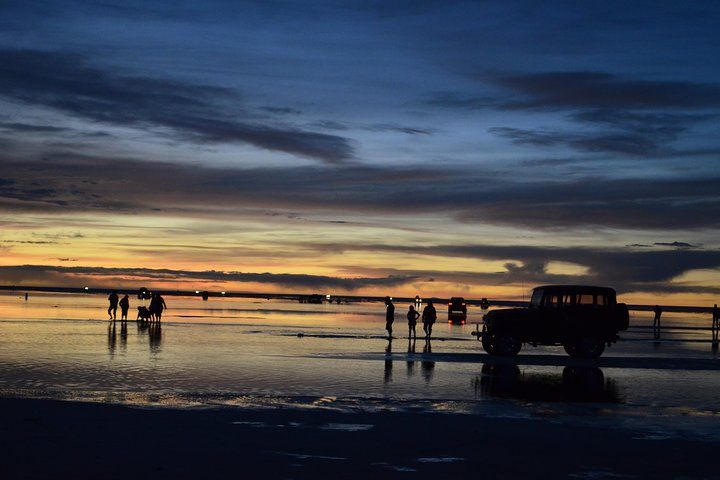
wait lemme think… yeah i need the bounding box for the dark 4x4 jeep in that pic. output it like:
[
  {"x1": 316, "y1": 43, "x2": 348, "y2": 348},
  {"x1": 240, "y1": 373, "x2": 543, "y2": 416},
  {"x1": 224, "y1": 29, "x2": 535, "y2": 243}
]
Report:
[{"x1": 479, "y1": 285, "x2": 629, "y2": 358}]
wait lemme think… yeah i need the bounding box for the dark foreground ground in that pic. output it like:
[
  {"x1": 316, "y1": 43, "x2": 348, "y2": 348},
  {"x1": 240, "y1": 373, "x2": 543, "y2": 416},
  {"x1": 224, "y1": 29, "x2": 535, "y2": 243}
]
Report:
[{"x1": 0, "y1": 397, "x2": 714, "y2": 479}]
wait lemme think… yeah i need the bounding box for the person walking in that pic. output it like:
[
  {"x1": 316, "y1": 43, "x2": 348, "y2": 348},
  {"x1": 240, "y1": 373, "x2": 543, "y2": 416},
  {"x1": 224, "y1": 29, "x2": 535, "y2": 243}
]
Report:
[
  {"x1": 406, "y1": 305, "x2": 420, "y2": 339},
  {"x1": 119, "y1": 294, "x2": 130, "y2": 322},
  {"x1": 422, "y1": 300, "x2": 437, "y2": 338},
  {"x1": 384, "y1": 297, "x2": 395, "y2": 340},
  {"x1": 107, "y1": 290, "x2": 119, "y2": 321}
]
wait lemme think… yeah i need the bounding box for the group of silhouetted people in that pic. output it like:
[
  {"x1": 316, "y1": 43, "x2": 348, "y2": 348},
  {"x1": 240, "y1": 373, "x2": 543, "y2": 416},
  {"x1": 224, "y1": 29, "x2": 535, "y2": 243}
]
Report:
[
  {"x1": 108, "y1": 290, "x2": 167, "y2": 323},
  {"x1": 384, "y1": 297, "x2": 436, "y2": 340}
]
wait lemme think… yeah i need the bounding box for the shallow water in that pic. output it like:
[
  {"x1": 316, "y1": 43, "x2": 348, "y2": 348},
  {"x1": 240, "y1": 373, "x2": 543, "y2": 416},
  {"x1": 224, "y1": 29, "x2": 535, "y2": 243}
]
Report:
[{"x1": 1, "y1": 291, "x2": 720, "y2": 436}]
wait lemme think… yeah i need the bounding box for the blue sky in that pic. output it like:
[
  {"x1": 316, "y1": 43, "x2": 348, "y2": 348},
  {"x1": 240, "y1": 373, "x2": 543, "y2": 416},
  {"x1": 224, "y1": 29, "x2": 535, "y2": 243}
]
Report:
[{"x1": 1, "y1": 1, "x2": 719, "y2": 303}]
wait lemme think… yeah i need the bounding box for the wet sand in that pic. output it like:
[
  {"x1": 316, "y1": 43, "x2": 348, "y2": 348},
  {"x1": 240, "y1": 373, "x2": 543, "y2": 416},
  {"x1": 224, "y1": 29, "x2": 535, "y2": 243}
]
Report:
[{"x1": 0, "y1": 397, "x2": 716, "y2": 480}]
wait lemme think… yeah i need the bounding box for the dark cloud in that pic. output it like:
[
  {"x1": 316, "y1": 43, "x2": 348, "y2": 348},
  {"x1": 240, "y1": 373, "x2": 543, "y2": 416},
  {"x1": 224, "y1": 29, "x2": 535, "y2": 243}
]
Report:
[
  {"x1": 0, "y1": 49, "x2": 353, "y2": 164},
  {"x1": 491, "y1": 108, "x2": 716, "y2": 157},
  {"x1": 654, "y1": 241, "x2": 696, "y2": 249},
  {"x1": 0, "y1": 265, "x2": 417, "y2": 291},
  {"x1": 329, "y1": 243, "x2": 720, "y2": 296},
  {"x1": 494, "y1": 72, "x2": 720, "y2": 110},
  {"x1": 491, "y1": 126, "x2": 671, "y2": 157},
  {"x1": 0, "y1": 122, "x2": 69, "y2": 133}
]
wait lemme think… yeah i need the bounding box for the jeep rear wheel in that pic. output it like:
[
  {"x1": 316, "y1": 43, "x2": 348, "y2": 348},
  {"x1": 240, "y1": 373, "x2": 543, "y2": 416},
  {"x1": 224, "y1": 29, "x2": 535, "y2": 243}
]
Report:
[{"x1": 491, "y1": 332, "x2": 522, "y2": 357}]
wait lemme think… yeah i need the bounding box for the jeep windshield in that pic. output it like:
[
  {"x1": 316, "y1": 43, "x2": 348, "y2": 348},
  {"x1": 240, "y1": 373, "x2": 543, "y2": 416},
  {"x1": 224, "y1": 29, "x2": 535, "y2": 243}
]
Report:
[{"x1": 529, "y1": 288, "x2": 544, "y2": 307}]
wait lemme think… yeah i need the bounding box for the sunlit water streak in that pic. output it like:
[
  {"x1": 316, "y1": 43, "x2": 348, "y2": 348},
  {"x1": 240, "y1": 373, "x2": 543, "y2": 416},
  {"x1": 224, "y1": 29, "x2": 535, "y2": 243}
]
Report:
[{"x1": 1, "y1": 291, "x2": 720, "y2": 435}]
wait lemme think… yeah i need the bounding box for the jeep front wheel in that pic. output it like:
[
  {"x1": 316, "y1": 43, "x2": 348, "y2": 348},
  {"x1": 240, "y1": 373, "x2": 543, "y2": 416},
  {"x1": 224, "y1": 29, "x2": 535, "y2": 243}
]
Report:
[
  {"x1": 491, "y1": 332, "x2": 522, "y2": 357},
  {"x1": 481, "y1": 334, "x2": 495, "y2": 354}
]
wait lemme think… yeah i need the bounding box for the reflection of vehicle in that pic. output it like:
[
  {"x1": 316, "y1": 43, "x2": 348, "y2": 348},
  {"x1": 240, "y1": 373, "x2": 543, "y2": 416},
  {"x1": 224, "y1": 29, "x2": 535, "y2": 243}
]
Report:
[
  {"x1": 479, "y1": 285, "x2": 629, "y2": 358},
  {"x1": 448, "y1": 297, "x2": 467, "y2": 322},
  {"x1": 476, "y1": 363, "x2": 621, "y2": 403}
]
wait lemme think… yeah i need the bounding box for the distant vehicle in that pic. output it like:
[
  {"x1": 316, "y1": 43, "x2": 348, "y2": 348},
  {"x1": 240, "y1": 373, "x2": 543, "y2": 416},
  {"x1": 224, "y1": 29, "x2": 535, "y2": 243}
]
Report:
[
  {"x1": 448, "y1": 297, "x2": 467, "y2": 322},
  {"x1": 478, "y1": 285, "x2": 629, "y2": 358},
  {"x1": 306, "y1": 294, "x2": 324, "y2": 304}
]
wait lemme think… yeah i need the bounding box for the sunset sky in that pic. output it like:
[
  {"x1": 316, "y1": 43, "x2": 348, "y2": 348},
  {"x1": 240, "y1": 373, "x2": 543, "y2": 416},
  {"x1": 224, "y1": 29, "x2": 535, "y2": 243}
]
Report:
[{"x1": 1, "y1": 1, "x2": 719, "y2": 305}]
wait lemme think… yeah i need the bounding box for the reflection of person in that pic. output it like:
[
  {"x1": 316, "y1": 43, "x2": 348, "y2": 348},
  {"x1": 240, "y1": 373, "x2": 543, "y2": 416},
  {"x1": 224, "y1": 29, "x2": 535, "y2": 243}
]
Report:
[
  {"x1": 421, "y1": 338, "x2": 434, "y2": 382},
  {"x1": 384, "y1": 297, "x2": 395, "y2": 339},
  {"x1": 108, "y1": 291, "x2": 119, "y2": 320},
  {"x1": 406, "y1": 337, "x2": 416, "y2": 376},
  {"x1": 119, "y1": 294, "x2": 130, "y2": 321},
  {"x1": 653, "y1": 305, "x2": 662, "y2": 339},
  {"x1": 422, "y1": 300, "x2": 437, "y2": 338},
  {"x1": 406, "y1": 305, "x2": 419, "y2": 338},
  {"x1": 384, "y1": 338, "x2": 393, "y2": 384}
]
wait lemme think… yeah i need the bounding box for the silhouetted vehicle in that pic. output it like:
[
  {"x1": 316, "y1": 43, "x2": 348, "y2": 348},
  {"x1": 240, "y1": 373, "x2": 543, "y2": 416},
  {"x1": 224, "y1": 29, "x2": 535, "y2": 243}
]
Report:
[
  {"x1": 306, "y1": 294, "x2": 324, "y2": 304},
  {"x1": 448, "y1": 297, "x2": 467, "y2": 322},
  {"x1": 479, "y1": 285, "x2": 629, "y2": 358}
]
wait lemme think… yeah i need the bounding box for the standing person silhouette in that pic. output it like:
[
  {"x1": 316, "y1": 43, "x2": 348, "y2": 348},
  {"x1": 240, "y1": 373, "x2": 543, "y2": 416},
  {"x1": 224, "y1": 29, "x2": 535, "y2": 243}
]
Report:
[
  {"x1": 422, "y1": 300, "x2": 437, "y2": 338},
  {"x1": 712, "y1": 304, "x2": 719, "y2": 342},
  {"x1": 107, "y1": 290, "x2": 119, "y2": 320},
  {"x1": 406, "y1": 305, "x2": 420, "y2": 339},
  {"x1": 150, "y1": 293, "x2": 168, "y2": 322},
  {"x1": 384, "y1": 297, "x2": 395, "y2": 340},
  {"x1": 119, "y1": 294, "x2": 130, "y2": 322},
  {"x1": 653, "y1": 305, "x2": 662, "y2": 339}
]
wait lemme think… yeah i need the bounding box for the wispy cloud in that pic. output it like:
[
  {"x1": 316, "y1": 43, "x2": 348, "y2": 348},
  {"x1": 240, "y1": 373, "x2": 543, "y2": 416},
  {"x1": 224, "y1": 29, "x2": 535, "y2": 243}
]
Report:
[
  {"x1": 0, "y1": 265, "x2": 417, "y2": 291},
  {"x1": 0, "y1": 49, "x2": 353, "y2": 164},
  {"x1": 1, "y1": 152, "x2": 719, "y2": 230}
]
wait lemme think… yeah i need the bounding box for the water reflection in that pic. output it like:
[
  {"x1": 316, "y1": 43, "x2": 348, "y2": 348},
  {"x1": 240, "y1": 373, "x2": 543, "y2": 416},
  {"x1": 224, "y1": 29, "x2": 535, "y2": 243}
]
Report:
[
  {"x1": 107, "y1": 322, "x2": 117, "y2": 356},
  {"x1": 384, "y1": 338, "x2": 393, "y2": 384},
  {"x1": 476, "y1": 363, "x2": 622, "y2": 403},
  {"x1": 149, "y1": 322, "x2": 162, "y2": 353},
  {"x1": 421, "y1": 338, "x2": 434, "y2": 383},
  {"x1": 406, "y1": 338, "x2": 416, "y2": 377}
]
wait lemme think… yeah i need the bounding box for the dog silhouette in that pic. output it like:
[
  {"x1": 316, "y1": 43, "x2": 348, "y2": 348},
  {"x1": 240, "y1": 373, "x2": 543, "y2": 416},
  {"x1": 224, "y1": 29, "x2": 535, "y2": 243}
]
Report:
[{"x1": 137, "y1": 306, "x2": 152, "y2": 321}]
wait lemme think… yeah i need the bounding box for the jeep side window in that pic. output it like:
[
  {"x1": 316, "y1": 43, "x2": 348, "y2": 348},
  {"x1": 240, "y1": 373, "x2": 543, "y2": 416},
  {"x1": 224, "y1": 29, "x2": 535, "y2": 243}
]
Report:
[
  {"x1": 578, "y1": 294, "x2": 595, "y2": 305},
  {"x1": 563, "y1": 294, "x2": 576, "y2": 306}
]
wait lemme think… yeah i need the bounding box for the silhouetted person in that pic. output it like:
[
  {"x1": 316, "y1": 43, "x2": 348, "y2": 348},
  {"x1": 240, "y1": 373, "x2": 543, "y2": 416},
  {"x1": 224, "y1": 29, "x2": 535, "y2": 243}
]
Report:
[
  {"x1": 108, "y1": 290, "x2": 119, "y2": 320},
  {"x1": 422, "y1": 300, "x2": 437, "y2": 338},
  {"x1": 24, "y1": 292, "x2": 28, "y2": 301},
  {"x1": 653, "y1": 305, "x2": 662, "y2": 339},
  {"x1": 407, "y1": 305, "x2": 419, "y2": 338},
  {"x1": 712, "y1": 304, "x2": 719, "y2": 343},
  {"x1": 384, "y1": 297, "x2": 395, "y2": 339},
  {"x1": 149, "y1": 293, "x2": 167, "y2": 322},
  {"x1": 119, "y1": 294, "x2": 130, "y2": 322}
]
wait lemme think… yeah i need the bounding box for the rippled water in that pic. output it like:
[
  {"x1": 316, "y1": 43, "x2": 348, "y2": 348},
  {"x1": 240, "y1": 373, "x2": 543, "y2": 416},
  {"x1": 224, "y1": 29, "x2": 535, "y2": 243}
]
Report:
[{"x1": 1, "y1": 291, "x2": 720, "y2": 427}]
